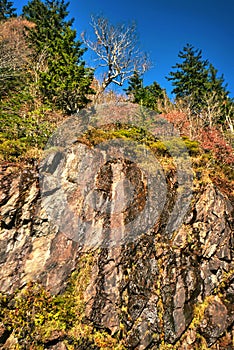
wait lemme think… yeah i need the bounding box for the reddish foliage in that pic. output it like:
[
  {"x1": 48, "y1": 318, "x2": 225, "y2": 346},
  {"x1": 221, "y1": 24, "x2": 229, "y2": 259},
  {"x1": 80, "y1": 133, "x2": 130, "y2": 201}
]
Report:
[
  {"x1": 161, "y1": 112, "x2": 190, "y2": 135},
  {"x1": 0, "y1": 17, "x2": 34, "y2": 61},
  {"x1": 199, "y1": 127, "x2": 234, "y2": 165},
  {"x1": 161, "y1": 112, "x2": 233, "y2": 167}
]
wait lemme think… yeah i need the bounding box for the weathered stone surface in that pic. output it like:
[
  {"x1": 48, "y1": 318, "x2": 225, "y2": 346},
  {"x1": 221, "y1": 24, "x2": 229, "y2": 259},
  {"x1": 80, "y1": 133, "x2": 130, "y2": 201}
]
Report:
[
  {"x1": 199, "y1": 296, "x2": 228, "y2": 346},
  {"x1": 0, "y1": 323, "x2": 10, "y2": 344},
  {"x1": 0, "y1": 154, "x2": 233, "y2": 349}
]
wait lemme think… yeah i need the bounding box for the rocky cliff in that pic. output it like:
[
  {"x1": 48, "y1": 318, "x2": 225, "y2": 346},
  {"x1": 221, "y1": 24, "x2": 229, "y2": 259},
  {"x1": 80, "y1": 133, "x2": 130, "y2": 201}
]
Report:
[{"x1": 0, "y1": 106, "x2": 233, "y2": 349}]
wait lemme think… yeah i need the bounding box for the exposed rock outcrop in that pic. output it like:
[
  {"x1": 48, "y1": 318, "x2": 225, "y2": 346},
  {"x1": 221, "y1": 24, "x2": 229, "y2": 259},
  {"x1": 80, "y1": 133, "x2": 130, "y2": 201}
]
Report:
[{"x1": 0, "y1": 122, "x2": 233, "y2": 349}]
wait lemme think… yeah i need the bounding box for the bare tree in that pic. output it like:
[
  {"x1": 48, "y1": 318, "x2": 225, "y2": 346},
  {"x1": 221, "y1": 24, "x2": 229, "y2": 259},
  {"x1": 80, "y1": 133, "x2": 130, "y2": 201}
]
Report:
[
  {"x1": 0, "y1": 17, "x2": 33, "y2": 86},
  {"x1": 225, "y1": 107, "x2": 234, "y2": 134},
  {"x1": 82, "y1": 15, "x2": 150, "y2": 97}
]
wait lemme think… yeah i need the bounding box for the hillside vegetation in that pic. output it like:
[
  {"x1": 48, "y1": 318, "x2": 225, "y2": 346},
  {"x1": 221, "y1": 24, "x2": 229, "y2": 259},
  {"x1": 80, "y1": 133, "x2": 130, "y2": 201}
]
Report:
[
  {"x1": 0, "y1": 3, "x2": 233, "y2": 349},
  {"x1": 0, "y1": 1, "x2": 233, "y2": 194}
]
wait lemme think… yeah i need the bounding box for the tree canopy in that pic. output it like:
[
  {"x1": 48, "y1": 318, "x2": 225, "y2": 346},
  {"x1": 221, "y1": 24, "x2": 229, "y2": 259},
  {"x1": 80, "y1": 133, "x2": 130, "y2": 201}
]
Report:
[
  {"x1": 167, "y1": 43, "x2": 233, "y2": 127},
  {"x1": 82, "y1": 15, "x2": 150, "y2": 96},
  {"x1": 125, "y1": 71, "x2": 165, "y2": 113},
  {"x1": 22, "y1": 0, "x2": 94, "y2": 114},
  {"x1": 0, "y1": 2, "x2": 233, "y2": 162},
  {"x1": 0, "y1": 0, "x2": 16, "y2": 21},
  {"x1": 167, "y1": 44, "x2": 209, "y2": 110},
  {"x1": 0, "y1": 0, "x2": 94, "y2": 161}
]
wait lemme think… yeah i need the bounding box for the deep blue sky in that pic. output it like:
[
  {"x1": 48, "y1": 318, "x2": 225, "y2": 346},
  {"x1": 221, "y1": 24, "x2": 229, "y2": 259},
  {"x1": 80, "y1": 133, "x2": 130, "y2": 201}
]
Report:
[{"x1": 15, "y1": 0, "x2": 234, "y2": 98}]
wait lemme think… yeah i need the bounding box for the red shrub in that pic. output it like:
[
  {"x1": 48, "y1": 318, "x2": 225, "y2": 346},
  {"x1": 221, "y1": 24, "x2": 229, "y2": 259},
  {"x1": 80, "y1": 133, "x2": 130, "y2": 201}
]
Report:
[
  {"x1": 161, "y1": 112, "x2": 190, "y2": 135},
  {"x1": 199, "y1": 127, "x2": 234, "y2": 165}
]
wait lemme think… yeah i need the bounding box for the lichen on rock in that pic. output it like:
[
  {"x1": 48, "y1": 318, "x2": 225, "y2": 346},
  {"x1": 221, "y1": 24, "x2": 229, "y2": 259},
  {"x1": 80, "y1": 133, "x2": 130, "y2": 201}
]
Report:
[{"x1": 0, "y1": 105, "x2": 233, "y2": 349}]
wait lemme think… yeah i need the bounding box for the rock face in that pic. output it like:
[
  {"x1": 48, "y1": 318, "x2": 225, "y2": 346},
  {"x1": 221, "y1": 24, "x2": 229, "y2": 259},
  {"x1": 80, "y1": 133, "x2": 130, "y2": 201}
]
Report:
[{"x1": 0, "y1": 148, "x2": 233, "y2": 349}]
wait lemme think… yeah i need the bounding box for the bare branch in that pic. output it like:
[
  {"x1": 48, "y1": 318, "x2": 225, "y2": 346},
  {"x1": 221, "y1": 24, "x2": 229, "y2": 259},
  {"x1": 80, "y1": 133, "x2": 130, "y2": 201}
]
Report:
[
  {"x1": 0, "y1": 17, "x2": 33, "y2": 82},
  {"x1": 82, "y1": 15, "x2": 151, "y2": 96}
]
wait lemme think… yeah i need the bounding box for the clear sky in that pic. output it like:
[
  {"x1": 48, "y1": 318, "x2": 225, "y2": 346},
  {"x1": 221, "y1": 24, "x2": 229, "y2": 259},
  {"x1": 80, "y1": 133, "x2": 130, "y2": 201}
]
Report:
[{"x1": 14, "y1": 0, "x2": 234, "y2": 98}]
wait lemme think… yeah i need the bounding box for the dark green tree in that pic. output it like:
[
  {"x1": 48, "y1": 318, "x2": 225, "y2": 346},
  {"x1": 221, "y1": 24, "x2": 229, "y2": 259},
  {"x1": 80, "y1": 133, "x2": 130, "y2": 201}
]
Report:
[
  {"x1": 0, "y1": 0, "x2": 16, "y2": 20},
  {"x1": 22, "y1": 0, "x2": 94, "y2": 114},
  {"x1": 125, "y1": 71, "x2": 145, "y2": 103},
  {"x1": 143, "y1": 82, "x2": 165, "y2": 111},
  {"x1": 207, "y1": 64, "x2": 228, "y2": 95},
  {"x1": 167, "y1": 44, "x2": 209, "y2": 112},
  {"x1": 203, "y1": 63, "x2": 231, "y2": 125},
  {"x1": 207, "y1": 69, "x2": 233, "y2": 127},
  {"x1": 125, "y1": 71, "x2": 165, "y2": 112},
  {"x1": 167, "y1": 43, "x2": 232, "y2": 127}
]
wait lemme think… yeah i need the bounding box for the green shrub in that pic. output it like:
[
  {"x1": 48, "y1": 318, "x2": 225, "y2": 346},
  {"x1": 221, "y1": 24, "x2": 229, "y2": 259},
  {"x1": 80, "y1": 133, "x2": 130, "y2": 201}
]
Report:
[
  {"x1": 182, "y1": 136, "x2": 201, "y2": 155},
  {"x1": 0, "y1": 109, "x2": 55, "y2": 161},
  {"x1": 0, "y1": 253, "x2": 125, "y2": 349}
]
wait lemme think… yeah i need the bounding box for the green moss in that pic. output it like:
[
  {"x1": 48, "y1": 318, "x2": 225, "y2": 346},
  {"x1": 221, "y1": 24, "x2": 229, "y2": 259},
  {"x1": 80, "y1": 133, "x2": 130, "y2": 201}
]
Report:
[
  {"x1": 149, "y1": 140, "x2": 168, "y2": 155},
  {"x1": 0, "y1": 106, "x2": 56, "y2": 162},
  {"x1": 0, "y1": 252, "x2": 125, "y2": 349},
  {"x1": 181, "y1": 136, "x2": 201, "y2": 155},
  {"x1": 0, "y1": 139, "x2": 28, "y2": 161},
  {"x1": 81, "y1": 125, "x2": 202, "y2": 164},
  {"x1": 83, "y1": 125, "x2": 152, "y2": 147}
]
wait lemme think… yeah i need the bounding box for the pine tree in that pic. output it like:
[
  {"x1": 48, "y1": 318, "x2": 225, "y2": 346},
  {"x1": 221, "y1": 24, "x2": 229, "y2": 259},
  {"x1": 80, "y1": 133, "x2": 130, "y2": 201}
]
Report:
[
  {"x1": 167, "y1": 44, "x2": 209, "y2": 113},
  {"x1": 204, "y1": 63, "x2": 233, "y2": 127},
  {"x1": 22, "y1": 0, "x2": 94, "y2": 114},
  {"x1": 125, "y1": 71, "x2": 165, "y2": 112},
  {"x1": 125, "y1": 71, "x2": 145, "y2": 103},
  {"x1": 0, "y1": 0, "x2": 16, "y2": 21},
  {"x1": 167, "y1": 43, "x2": 232, "y2": 126},
  {"x1": 143, "y1": 82, "x2": 165, "y2": 111},
  {"x1": 207, "y1": 64, "x2": 227, "y2": 96}
]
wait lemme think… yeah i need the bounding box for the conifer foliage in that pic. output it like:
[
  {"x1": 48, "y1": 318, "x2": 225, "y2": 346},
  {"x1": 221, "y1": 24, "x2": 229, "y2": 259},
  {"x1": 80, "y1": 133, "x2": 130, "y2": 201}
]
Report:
[
  {"x1": 0, "y1": 0, "x2": 16, "y2": 21},
  {"x1": 125, "y1": 71, "x2": 165, "y2": 112},
  {"x1": 125, "y1": 71, "x2": 145, "y2": 103},
  {"x1": 167, "y1": 44, "x2": 233, "y2": 127},
  {"x1": 167, "y1": 44, "x2": 209, "y2": 107},
  {"x1": 22, "y1": 0, "x2": 94, "y2": 114}
]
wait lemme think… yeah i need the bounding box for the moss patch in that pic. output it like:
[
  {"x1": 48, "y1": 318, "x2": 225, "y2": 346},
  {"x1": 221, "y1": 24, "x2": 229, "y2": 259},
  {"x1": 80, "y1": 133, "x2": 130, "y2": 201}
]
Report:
[{"x1": 0, "y1": 252, "x2": 126, "y2": 349}]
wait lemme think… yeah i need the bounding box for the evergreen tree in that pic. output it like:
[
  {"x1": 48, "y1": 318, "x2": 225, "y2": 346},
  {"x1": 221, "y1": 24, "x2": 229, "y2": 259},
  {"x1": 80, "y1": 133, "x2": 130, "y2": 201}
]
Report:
[
  {"x1": 0, "y1": 0, "x2": 16, "y2": 20},
  {"x1": 143, "y1": 81, "x2": 165, "y2": 111},
  {"x1": 204, "y1": 64, "x2": 229, "y2": 124},
  {"x1": 125, "y1": 71, "x2": 145, "y2": 103},
  {"x1": 207, "y1": 64, "x2": 228, "y2": 96},
  {"x1": 167, "y1": 43, "x2": 232, "y2": 126},
  {"x1": 167, "y1": 44, "x2": 209, "y2": 112},
  {"x1": 205, "y1": 64, "x2": 234, "y2": 127},
  {"x1": 22, "y1": 0, "x2": 94, "y2": 114},
  {"x1": 125, "y1": 71, "x2": 165, "y2": 112}
]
